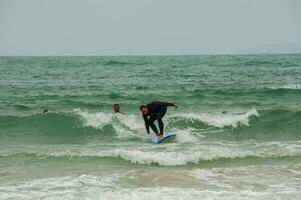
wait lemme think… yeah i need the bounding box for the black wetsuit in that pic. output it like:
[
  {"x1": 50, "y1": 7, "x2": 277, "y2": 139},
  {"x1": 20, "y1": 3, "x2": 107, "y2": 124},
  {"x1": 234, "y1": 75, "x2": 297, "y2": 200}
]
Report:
[{"x1": 142, "y1": 101, "x2": 174, "y2": 135}]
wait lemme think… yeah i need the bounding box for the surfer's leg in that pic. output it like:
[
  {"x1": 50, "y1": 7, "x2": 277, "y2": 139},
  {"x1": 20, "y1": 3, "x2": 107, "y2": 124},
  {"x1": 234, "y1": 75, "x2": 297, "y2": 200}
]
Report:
[
  {"x1": 148, "y1": 114, "x2": 159, "y2": 135},
  {"x1": 157, "y1": 106, "x2": 167, "y2": 135}
]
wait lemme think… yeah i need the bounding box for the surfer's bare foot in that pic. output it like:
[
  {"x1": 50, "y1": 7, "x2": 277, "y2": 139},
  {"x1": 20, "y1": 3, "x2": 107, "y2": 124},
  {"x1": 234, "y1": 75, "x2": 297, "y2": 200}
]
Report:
[{"x1": 159, "y1": 134, "x2": 164, "y2": 138}]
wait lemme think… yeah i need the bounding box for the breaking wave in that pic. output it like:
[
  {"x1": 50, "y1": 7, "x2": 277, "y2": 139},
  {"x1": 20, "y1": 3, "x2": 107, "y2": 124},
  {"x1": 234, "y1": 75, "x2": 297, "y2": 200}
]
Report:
[
  {"x1": 168, "y1": 108, "x2": 259, "y2": 128},
  {"x1": 1, "y1": 140, "x2": 301, "y2": 166}
]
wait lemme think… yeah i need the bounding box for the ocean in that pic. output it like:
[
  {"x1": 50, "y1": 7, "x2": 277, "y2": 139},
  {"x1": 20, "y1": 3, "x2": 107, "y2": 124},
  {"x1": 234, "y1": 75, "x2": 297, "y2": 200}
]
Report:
[{"x1": 0, "y1": 55, "x2": 301, "y2": 199}]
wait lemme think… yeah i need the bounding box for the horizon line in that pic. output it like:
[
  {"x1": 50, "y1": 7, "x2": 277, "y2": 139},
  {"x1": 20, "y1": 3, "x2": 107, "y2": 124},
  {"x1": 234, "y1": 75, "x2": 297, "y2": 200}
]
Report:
[{"x1": 1, "y1": 52, "x2": 301, "y2": 57}]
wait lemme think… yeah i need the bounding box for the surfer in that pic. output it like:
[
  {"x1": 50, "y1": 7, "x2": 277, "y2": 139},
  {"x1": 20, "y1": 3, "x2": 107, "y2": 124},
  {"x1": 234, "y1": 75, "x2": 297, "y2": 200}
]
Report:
[
  {"x1": 113, "y1": 104, "x2": 124, "y2": 114},
  {"x1": 140, "y1": 101, "x2": 177, "y2": 138}
]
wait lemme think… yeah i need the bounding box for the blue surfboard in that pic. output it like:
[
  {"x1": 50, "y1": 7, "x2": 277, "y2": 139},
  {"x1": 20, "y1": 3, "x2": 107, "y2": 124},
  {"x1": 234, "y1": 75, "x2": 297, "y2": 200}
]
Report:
[{"x1": 152, "y1": 132, "x2": 176, "y2": 144}]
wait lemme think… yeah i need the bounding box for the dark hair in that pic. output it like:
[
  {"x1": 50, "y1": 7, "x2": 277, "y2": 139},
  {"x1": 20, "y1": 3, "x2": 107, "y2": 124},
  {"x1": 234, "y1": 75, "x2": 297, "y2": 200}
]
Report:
[
  {"x1": 113, "y1": 104, "x2": 120, "y2": 107},
  {"x1": 139, "y1": 105, "x2": 146, "y2": 110}
]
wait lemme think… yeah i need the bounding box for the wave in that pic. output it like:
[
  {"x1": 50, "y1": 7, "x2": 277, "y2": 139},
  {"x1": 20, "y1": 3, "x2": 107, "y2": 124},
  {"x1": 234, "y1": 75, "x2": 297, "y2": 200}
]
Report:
[
  {"x1": 68, "y1": 108, "x2": 259, "y2": 132},
  {"x1": 2, "y1": 141, "x2": 301, "y2": 166},
  {"x1": 2, "y1": 164, "x2": 300, "y2": 200},
  {"x1": 74, "y1": 108, "x2": 144, "y2": 139},
  {"x1": 0, "y1": 174, "x2": 242, "y2": 200},
  {"x1": 168, "y1": 108, "x2": 259, "y2": 128},
  {"x1": 1, "y1": 108, "x2": 301, "y2": 145},
  {"x1": 0, "y1": 174, "x2": 122, "y2": 200},
  {"x1": 233, "y1": 109, "x2": 301, "y2": 139},
  {"x1": 0, "y1": 112, "x2": 104, "y2": 145},
  {"x1": 270, "y1": 83, "x2": 301, "y2": 90},
  {"x1": 1, "y1": 175, "x2": 290, "y2": 200},
  {"x1": 0, "y1": 110, "x2": 144, "y2": 143}
]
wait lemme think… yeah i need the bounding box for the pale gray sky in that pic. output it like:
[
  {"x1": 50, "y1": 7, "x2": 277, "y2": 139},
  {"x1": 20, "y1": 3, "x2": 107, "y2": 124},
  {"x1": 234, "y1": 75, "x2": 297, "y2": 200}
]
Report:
[{"x1": 0, "y1": 0, "x2": 300, "y2": 56}]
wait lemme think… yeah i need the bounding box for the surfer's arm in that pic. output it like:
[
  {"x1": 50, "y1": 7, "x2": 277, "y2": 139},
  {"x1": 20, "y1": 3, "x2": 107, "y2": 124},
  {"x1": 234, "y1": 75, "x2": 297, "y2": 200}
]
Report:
[
  {"x1": 143, "y1": 115, "x2": 150, "y2": 134},
  {"x1": 159, "y1": 102, "x2": 177, "y2": 108}
]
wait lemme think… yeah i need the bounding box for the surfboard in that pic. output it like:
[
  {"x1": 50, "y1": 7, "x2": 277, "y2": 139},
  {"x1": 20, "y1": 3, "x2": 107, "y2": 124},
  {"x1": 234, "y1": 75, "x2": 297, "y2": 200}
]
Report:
[{"x1": 152, "y1": 132, "x2": 176, "y2": 144}]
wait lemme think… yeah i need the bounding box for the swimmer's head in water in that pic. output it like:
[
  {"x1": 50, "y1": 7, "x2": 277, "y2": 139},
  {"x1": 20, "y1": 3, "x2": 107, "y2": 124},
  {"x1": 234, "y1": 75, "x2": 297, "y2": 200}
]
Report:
[
  {"x1": 139, "y1": 105, "x2": 148, "y2": 115},
  {"x1": 113, "y1": 104, "x2": 121, "y2": 113}
]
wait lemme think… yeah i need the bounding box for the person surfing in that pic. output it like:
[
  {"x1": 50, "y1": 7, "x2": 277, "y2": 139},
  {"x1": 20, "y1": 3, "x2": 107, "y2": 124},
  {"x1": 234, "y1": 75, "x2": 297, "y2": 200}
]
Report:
[{"x1": 139, "y1": 101, "x2": 177, "y2": 138}]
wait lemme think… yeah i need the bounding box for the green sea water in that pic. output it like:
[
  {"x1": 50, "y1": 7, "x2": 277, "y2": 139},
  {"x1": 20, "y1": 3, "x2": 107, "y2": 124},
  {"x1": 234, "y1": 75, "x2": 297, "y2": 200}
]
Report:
[{"x1": 0, "y1": 55, "x2": 301, "y2": 199}]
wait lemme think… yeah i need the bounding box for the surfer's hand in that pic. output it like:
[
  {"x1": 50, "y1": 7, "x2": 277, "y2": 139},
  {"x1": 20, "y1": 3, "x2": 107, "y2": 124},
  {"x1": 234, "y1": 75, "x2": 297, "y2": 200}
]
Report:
[{"x1": 173, "y1": 103, "x2": 178, "y2": 108}]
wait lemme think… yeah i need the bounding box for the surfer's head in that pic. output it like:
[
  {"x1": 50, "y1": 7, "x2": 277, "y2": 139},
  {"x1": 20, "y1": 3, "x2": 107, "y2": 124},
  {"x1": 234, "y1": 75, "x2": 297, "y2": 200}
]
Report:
[
  {"x1": 113, "y1": 104, "x2": 121, "y2": 113},
  {"x1": 139, "y1": 105, "x2": 148, "y2": 115}
]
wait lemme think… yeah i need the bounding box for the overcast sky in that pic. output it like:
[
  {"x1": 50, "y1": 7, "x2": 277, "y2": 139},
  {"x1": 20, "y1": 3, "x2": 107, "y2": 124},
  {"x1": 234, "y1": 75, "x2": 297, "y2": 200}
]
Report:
[{"x1": 0, "y1": 0, "x2": 300, "y2": 56}]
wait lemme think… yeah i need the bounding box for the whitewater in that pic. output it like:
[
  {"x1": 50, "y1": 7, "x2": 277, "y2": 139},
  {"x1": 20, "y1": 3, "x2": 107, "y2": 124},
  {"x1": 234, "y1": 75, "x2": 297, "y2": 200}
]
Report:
[{"x1": 1, "y1": 55, "x2": 301, "y2": 199}]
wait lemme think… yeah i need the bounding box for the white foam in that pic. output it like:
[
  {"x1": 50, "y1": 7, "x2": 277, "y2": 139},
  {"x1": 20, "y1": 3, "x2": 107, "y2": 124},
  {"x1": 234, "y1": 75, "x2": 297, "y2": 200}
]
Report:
[
  {"x1": 73, "y1": 108, "x2": 144, "y2": 139},
  {"x1": 186, "y1": 166, "x2": 301, "y2": 199},
  {"x1": 0, "y1": 174, "x2": 120, "y2": 200},
  {"x1": 170, "y1": 108, "x2": 259, "y2": 128},
  {"x1": 74, "y1": 108, "x2": 259, "y2": 140},
  {"x1": 0, "y1": 175, "x2": 206, "y2": 200},
  {"x1": 2, "y1": 140, "x2": 301, "y2": 166},
  {"x1": 55, "y1": 141, "x2": 301, "y2": 166},
  {"x1": 74, "y1": 108, "x2": 113, "y2": 128},
  {"x1": 173, "y1": 128, "x2": 200, "y2": 143},
  {"x1": 272, "y1": 83, "x2": 301, "y2": 89},
  {"x1": 1, "y1": 174, "x2": 300, "y2": 200}
]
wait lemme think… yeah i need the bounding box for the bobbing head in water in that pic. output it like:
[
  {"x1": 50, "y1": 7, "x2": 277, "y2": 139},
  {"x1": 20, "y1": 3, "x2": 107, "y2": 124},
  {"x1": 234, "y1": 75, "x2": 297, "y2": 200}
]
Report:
[
  {"x1": 139, "y1": 105, "x2": 148, "y2": 115},
  {"x1": 113, "y1": 104, "x2": 121, "y2": 113}
]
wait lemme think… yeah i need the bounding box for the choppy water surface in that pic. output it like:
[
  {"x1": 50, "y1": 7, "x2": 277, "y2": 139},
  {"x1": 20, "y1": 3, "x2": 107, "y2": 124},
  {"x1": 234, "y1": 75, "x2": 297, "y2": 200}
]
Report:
[{"x1": 0, "y1": 55, "x2": 301, "y2": 199}]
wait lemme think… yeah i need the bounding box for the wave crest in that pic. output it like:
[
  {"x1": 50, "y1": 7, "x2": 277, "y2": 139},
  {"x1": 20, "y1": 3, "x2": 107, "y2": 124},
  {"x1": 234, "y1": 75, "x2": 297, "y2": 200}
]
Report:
[
  {"x1": 3, "y1": 141, "x2": 300, "y2": 166},
  {"x1": 169, "y1": 108, "x2": 259, "y2": 128},
  {"x1": 74, "y1": 108, "x2": 143, "y2": 139},
  {"x1": 270, "y1": 83, "x2": 301, "y2": 90}
]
